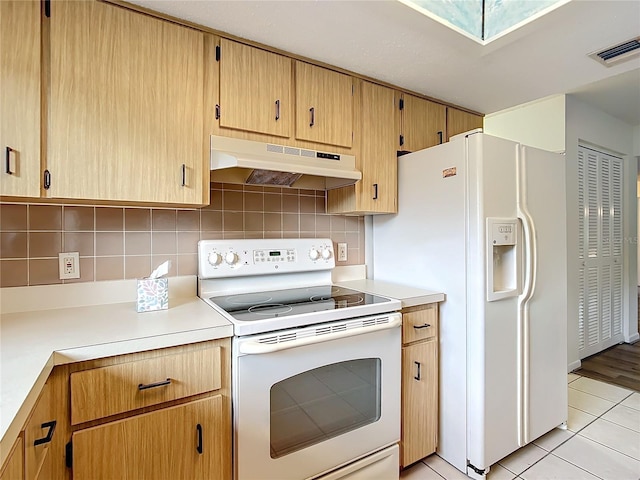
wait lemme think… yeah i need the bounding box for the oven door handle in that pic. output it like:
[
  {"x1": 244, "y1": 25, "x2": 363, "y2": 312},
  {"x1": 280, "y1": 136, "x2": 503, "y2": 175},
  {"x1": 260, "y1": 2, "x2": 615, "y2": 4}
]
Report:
[{"x1": 238, "y1": 315, "x2": 402, "y2": 355}]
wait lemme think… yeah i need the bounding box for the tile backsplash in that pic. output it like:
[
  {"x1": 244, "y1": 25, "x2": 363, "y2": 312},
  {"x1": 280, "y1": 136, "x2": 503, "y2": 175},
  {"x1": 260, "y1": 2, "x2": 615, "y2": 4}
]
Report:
[{"x1": 0, "y1": 183, "x2": 365, "y2": 287}]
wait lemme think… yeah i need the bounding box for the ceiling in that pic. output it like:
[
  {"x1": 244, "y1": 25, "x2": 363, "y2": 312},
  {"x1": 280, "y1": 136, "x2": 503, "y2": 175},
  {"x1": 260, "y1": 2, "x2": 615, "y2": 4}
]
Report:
[{"x1": 128, "y1": 0, "x2": 640, "y2": 125}]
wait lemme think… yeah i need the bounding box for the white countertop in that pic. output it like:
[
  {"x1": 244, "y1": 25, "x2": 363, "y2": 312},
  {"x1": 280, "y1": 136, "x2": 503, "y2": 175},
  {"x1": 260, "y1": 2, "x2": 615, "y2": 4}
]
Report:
[
  {"x1": 336, "y1": 279, "x2": 445, "y2": 308},
  {"x1": 0, "y1": 276, "x2": 232, "y2": 464}
]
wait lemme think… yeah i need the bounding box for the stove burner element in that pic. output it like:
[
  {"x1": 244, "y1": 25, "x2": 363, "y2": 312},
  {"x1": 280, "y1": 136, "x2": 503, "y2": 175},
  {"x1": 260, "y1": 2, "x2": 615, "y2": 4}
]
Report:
[
  {"x1": 310, "y1": 294, "x2": 365, "y2": 306},
  {"x1": 247, "y1": 304, "x2": 294, "y2": 316},
  {"x1": 225, "y1": 293, "x2": 273, "y2": 305}
]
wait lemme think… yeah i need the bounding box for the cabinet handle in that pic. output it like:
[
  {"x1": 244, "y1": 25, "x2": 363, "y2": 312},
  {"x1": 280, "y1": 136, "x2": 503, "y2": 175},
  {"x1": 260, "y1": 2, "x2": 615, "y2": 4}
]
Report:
[
  {"x1": 181, "y1": 164, "x2": 186, "y2": 187},
  {"x1": 373, "y1": 183, "x2": 378, "y2": 200},
  {"x1": 5, "y1": 147, "x2": 13, "y2": 175},
  {"x1": 309, "y1": 107, "x2": 315, "y2": 127},
  {"x1": 196, "y1": 424, "x2": 203, "y2": 454},
  {"x1": 43, "y1": 169, "x2": 51, "y2": 190},
  {"x1": 399, "y1": 135, "x2": 404, "y2": 147},
  {"x1": 34, "y1": 420, "x2": 57, "y2": 446},
  {"x1": 438, "y1": 131, "x2": 443, "y2": 144},
  {"x1": 275, "y1": 100, "x2": 280, "y2": 121},
  {"x1": 215, "y1": 104, "x2": 220, "y2": 120},
  {"x1": 138, "y1": 378, "x2": 171, "y2": 391},
  {"x1": 414, "y1": 361, "x2": 421, "y2": 381},
  {"x1": 413, "y1": 323, "x2": 431, "y2": 329}
]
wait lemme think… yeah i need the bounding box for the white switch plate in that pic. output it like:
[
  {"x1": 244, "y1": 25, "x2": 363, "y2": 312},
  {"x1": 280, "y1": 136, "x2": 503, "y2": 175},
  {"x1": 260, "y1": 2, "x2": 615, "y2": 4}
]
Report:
[
  {"x1": 337, "y1": 243, "x2": 348, "y2": 262},
  {"x1": 59, "y1": 252, "x2": 80, "y2": 279}
]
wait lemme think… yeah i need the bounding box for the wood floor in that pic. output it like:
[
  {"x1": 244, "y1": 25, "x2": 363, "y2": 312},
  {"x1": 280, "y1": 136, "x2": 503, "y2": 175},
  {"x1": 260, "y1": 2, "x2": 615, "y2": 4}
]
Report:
[{"x1": 574, "y1": 296, "x2": 640, "y2": 392}]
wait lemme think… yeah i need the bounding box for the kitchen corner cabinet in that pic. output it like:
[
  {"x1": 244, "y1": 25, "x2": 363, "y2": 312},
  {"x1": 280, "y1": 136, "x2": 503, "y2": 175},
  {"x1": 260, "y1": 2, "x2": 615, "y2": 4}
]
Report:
[
  {"x1": 0, "y1": 436, "x2": 23, "y2": 480},
  {"x1": 218, "y1": 38, "x2": 292, "y2": 138},
  {"x1": 398, "y1": 94, "x2": 446, "y2": 153},
  {"x1": 327, "y1": 81, "x2": 397, "y2": 214},
  {"x1": 446, "y1": 107, "x2": 483, "y2": 141},
  {"x1": 295, "y1": 61, "x2": 354, "y2": 148},
  {"x1": 47, "y1": 0, "x2": 207, "y2": 206},
  {"x1": 400, "y1": 303, "x2": 439, "y2": 468},
  {"x1": 0, "y1": 0, "x2": 41, "y2": 198}
]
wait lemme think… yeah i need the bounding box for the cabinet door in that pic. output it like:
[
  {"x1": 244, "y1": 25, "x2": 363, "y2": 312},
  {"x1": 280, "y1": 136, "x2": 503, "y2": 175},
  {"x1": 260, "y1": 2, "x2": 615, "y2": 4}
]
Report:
[
  {"x1": 72, "y1": 396, "x2": 226, "y2": 480},
  {"x1": 295, "y1": 62, "x2": 353, "y2": 148},
  {"x1": 0, "y1": 0, "x2": 41, "y2": 198},
  {"x1": 48, "y1": 1, "x2": 206, "y2": 205},
  {"x1": 401, "y1": 341, "x2": 437, "y2": 467},
  {"x1": 357, "y1": 82, "x2": 397, "y2": 213},
  {"x1": 447, "y1": 107, "x2": 483, "y2": 140},
  {"x1": 24, "y1": 382, "x2": 55, "y2": 480},
  {"x1": 219, "y1": 39, "x2": 292, "y2": 138},
  {"x1": 400, "y1": 94, "x2": 446, "y2": 152},
  {"x1": 0, "y1": 436, "x2": 23, "y2": 480}
]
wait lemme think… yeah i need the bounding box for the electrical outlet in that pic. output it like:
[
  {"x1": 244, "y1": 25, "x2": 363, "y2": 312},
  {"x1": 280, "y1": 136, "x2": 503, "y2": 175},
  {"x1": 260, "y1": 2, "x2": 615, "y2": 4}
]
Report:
[
  {"x1": 337, "y1": 243, "x2": 348, "y2": 262},
  {"x1": 59, "y1": 252, "x2": 80, "y2": 279}
]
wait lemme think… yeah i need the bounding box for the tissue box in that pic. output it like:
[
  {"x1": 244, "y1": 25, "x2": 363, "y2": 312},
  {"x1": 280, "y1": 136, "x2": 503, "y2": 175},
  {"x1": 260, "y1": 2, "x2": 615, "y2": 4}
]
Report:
[{"x1": 136, "y1": 278, "x2": 169, "y2": 312}]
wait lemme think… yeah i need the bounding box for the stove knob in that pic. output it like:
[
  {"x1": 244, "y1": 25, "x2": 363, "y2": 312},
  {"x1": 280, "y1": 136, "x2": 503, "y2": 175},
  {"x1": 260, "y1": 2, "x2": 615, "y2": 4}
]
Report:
[
  {"x1": 208, "y1": 252, "x2": 222, "y2": 266},
  {"x1": 225, "y1": 252, "x2": 238, "y2": 265},
  {"x1": 321, "y1": 248, "x2": 332, "y2": 260},
  {"x1": 309, "y1": 248, "x2": 320, "y2": 261}
]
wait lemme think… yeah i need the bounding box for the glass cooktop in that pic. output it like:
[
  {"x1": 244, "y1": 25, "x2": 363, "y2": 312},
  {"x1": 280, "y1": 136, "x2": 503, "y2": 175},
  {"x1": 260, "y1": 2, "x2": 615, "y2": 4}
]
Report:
[{"x1": 208, "y1": 285, "x2": 392, "y2": 322}]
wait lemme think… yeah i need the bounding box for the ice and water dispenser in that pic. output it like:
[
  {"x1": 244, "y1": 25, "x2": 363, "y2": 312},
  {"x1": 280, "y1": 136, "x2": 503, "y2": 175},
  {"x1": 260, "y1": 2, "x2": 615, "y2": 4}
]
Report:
[{"x1": 486, "y1": 218, "x2": 519, "y2": 301}]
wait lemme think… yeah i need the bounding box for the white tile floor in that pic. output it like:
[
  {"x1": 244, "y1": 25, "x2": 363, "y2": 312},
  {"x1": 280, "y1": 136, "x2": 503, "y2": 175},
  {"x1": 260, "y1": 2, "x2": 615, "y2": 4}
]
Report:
[{"x1": 401, "y1": 374, "x2": 640, "y2": 480}]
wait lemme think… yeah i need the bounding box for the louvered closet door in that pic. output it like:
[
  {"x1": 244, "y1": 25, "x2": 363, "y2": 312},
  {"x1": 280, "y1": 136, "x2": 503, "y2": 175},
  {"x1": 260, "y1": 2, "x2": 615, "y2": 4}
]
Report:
[{"x1": 577, "y1": 145, "x2": 624, "y2": 358}]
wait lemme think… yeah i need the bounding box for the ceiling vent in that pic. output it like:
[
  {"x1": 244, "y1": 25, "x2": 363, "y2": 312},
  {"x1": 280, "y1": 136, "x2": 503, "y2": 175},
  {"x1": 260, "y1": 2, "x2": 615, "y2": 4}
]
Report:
[{"x1": 589, "y1": 37, "x2": 640, "y2": 66}]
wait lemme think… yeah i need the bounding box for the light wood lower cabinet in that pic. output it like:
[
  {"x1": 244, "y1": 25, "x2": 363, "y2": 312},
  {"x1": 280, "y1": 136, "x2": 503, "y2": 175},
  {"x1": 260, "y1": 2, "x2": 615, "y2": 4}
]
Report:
[
  {"x1": 72, "y1": 396, "x2": 224, "y2": 480},
  {"x1": 400, "y1": 303, "x2": 439, "y2": 468},
  {"x1": 0, "y1": 436, "x2": 23, "y2": 480},
  {"x1": 0, "y1": 339, "x2": 231, "y2": 480}
]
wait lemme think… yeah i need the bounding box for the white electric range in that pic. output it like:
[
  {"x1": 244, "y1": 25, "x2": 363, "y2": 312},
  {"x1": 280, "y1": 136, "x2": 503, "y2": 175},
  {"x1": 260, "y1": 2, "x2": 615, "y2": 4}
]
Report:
[{"x1": 197, "y1": 238, "x2": 402, "y2": 480}]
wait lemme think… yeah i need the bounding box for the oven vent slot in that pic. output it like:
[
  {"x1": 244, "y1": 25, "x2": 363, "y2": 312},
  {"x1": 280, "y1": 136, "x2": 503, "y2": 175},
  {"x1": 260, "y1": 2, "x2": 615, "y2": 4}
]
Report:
[{"x1": 255, "y1": 316, "x2": 392, "y2": 345}]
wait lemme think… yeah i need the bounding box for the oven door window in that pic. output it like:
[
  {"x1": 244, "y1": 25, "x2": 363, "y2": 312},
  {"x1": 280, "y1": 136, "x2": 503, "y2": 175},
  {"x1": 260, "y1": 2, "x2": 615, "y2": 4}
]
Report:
[{"x1": 270, "y1": 358, "x2": 381, "y2": 459}]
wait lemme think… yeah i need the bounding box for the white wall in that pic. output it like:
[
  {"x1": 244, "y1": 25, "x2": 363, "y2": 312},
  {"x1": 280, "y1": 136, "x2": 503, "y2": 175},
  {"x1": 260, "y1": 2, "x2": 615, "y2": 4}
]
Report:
[
  {"x1": 484, "y1": 95, "x2": 566, "y2": 152},
  {"x1": 486, "y1": 95, "x2": 639, "y2": 372}
]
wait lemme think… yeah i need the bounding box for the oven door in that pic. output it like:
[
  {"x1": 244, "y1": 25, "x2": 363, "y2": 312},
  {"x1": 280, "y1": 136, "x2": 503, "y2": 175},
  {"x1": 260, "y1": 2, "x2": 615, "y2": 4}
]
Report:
[{"x1": 233, "y1": 313, "x2": 401, "y2": 480}]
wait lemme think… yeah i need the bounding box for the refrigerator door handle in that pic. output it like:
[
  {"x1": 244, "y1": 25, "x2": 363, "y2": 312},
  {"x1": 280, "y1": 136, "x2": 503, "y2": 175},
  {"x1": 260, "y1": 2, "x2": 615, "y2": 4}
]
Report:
[{"x1": 516, "y1": 145, "x2": 538, "y2": 446}]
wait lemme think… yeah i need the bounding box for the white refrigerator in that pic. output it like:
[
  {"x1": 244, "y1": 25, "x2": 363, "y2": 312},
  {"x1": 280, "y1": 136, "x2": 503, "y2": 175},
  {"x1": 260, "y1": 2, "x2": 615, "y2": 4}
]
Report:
[{"x1": 372, "y1": 131, "x2": 568, "y2": 477}]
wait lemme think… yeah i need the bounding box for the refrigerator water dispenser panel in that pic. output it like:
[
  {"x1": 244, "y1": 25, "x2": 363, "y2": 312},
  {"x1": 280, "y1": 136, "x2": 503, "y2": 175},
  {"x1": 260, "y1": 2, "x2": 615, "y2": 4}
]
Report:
[{"x1": 487, "y1": 218, "x2": 519, "y2": 301}]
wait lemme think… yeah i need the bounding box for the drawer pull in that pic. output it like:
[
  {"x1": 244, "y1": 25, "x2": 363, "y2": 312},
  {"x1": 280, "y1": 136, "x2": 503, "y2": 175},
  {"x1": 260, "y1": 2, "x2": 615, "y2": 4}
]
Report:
[
  {"x1": 414, "y1": 361, "x2": 421, "y2": 381},
  {"x1": 196, "y1": 423, "x2": 203, "y2": 454},
  {"x1": 138, "y1": 378, "x2": 171, "y2": 391},
  {"x1": 413, "y1": 323, "x2": 431, "y2": 329},
  {"x1": 34, "y1": 420, "x2": 57, "y2": 446}
]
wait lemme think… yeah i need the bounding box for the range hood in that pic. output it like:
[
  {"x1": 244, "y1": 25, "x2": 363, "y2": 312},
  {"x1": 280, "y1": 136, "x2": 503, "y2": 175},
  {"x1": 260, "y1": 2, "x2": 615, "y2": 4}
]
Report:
[{"x1": 210, "y1": 135, "x2": 361, "y2": 190}]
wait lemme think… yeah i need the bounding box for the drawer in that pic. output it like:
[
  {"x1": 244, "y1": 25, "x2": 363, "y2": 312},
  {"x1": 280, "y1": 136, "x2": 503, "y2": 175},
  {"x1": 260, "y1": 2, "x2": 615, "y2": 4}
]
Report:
[
  {"x1": 70, "y1": 346, "x2": 221, "y2": 425},
  {"x1": 402, "y1": 304, "x2": 438, "y2": 345}
]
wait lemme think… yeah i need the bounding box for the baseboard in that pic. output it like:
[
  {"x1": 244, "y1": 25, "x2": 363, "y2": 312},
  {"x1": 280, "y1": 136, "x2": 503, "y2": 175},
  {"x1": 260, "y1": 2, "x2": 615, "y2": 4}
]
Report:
[
  {"x1": 568, "y1": 360, "x2": 582, "y2": 373},
  {"x1": 625, "y1": 332, "x2": 640, "y2": 343}
]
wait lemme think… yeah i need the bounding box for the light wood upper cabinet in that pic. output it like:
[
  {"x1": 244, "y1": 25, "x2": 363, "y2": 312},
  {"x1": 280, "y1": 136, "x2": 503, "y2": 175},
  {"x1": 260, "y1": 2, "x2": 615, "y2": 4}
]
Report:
[
  {"x1": 48, "y1": 0, "x2": 207, "y2": 206},
  {"x1": 72, "y1": 396, "x2": 225, "y2": 480},
  {"x1": 447, "y1": 107, "x2": 483, "y2": 141},
  {"x1": 0, "y1": 0, "x2": 41, "y2": 198},
  {"x1": 295, "y1": 62, "x2": 353, "y2": 148},
  {"x1": 327, "y1": 81, "x2": 397, "y2": 214},
  {"x1": 218, "y1": 38, "x2": 292, "y2": 138},
  {"x1": 399, "y1": 94, "x2": 446, "y2": 153}
]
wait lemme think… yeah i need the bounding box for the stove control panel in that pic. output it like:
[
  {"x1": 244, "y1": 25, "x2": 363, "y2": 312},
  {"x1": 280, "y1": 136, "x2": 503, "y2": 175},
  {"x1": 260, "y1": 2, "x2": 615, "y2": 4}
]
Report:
[{"x1": 198, "y1": 238, "x2": 335, "y2": 278}]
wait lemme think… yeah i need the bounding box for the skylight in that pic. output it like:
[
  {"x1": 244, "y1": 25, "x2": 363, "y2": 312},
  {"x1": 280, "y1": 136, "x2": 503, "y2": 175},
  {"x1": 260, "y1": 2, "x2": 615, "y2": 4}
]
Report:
[{"x1": 399, "y1": 0, "x2": 568, "y2": 43}]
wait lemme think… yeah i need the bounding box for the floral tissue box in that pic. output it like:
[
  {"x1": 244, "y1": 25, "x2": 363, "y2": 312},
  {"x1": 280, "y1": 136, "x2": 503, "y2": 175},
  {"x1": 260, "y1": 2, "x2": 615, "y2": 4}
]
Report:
[{"x1": 136, "y1": 278, "x2": 169, "y2": 312}]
